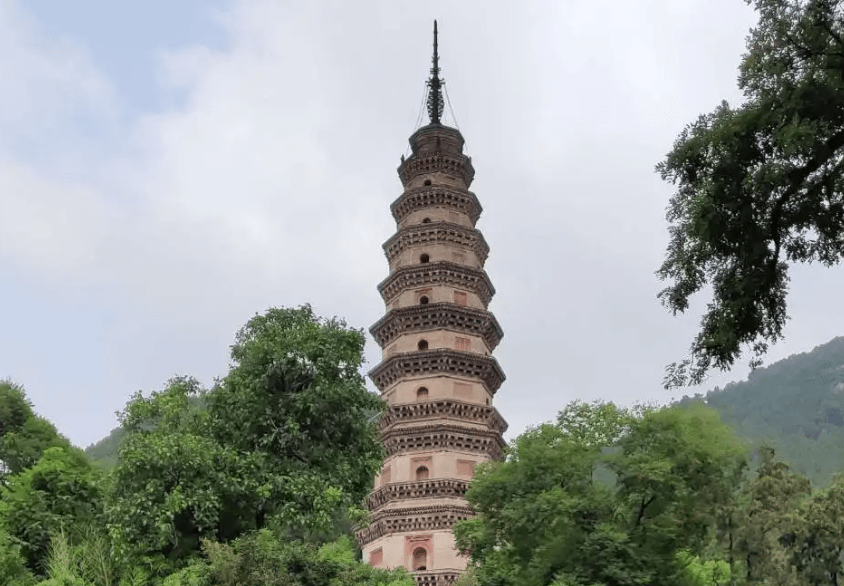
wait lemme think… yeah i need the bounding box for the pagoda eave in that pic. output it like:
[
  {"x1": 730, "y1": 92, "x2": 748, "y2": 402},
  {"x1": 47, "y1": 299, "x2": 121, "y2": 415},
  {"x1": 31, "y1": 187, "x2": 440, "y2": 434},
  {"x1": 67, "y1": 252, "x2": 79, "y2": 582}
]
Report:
[
  {"x1": 390, "y1": 186, "x2": 482, "y2": 225},
  {"x1": 377, "y1": 262, "x2": 496, "y2": 308},
  {"x1": 370, "y1": 303, "x2": 504, "y2": 351},
  {"x1": 380, "y1": 422, "x2": 505, "y2": 459},
  {"x1": 366, "y1": 478, "x2": 471, "y2": 510},
  {"x1": 368, "y1": 349, "x2": 506, "y2": 394},
  {"x1": 378, "y1": 399, "x2": 508, "y2": 435},
  {"x1": 356, "y1": 503, "x2": 475, "y2": 547},
  {"x1": 383, "y1": 221, "x2": 490, "y2": 266}
]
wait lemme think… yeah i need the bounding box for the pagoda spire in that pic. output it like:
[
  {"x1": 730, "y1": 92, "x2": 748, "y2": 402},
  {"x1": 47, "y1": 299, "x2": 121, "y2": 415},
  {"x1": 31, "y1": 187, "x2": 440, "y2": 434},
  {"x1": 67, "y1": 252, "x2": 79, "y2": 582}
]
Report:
[{"x1": 427, "y1": 20, "x2": 444, "y2": 125}]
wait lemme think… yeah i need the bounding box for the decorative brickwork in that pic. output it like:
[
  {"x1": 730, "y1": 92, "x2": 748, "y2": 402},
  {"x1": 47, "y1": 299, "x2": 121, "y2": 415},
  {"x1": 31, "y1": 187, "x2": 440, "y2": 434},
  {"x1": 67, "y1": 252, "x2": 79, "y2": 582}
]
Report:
[
  {"x1": 357, "y1": 504, "x2": 475, "y2": 546},
  {"x1": 415, "y1": 571, "x2": 462, "y2": 586},
  {"x1": 367, "y1": 479, "x2": 471, "y2": 509},
  {"x1": 383, "y1": 221, "x2": 489, "y2": 264},
  {"x1": 381, "y1": 423, "x2": 504, "y2": 459},
  {"x1": 370, "y1": 303, "x2": 503, "y2": 350},
  {"x1": 456, "y1": 459, "x2": 476, "y2": 478},
  {"x1": 369, "y1": 349, "x2": 505, "y2": 394},
  {"x1": 397, "y1": 156, "x2": 476, "y2": 191},
  {"x1": 378, "y1": 400, "x2": 508, "y2": 434},
  {"x1": 378, "y1": 262, "x2": 495, "y2": 307}
]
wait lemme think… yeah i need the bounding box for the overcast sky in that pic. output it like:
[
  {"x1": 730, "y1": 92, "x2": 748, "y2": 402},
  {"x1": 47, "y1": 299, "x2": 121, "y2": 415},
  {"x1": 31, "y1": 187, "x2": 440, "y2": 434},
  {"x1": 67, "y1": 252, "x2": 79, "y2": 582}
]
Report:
[{"x1": 2, "y1": 0, "x2": 843, "y2": 449}]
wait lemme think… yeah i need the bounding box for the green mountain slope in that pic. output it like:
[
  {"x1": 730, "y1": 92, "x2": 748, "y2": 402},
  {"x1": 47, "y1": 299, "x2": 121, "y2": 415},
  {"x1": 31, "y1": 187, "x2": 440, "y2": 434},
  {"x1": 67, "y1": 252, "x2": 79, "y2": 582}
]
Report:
[
  {"x1": 680, "y1": 336, "x2": 844, "y2": 487},
  {"x1": 84, "y1": 425, "x2": 125, "y2": 469},
  {"x1": 84, "y1": 394, "x2": 203, "y2": 468}
]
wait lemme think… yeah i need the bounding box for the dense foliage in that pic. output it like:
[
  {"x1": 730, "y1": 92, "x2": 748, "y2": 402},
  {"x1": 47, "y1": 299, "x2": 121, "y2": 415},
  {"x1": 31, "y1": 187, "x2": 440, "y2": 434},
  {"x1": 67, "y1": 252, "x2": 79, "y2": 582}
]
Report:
[
  {"x1": 455, "y1": 400, "x2": 844, "y2": 586},
  {"x1": 1, "y1": 380, "x2": 74, "y2": 483},
  {"x1": 657, "y1": 0, "x2": 844, "y2": 387},
  {"x1": 0, "y1": 306, "x2": 408, "y2": 586},
  {"x1": 454, "y1": 402, "x2": 748, "y2": 586}
]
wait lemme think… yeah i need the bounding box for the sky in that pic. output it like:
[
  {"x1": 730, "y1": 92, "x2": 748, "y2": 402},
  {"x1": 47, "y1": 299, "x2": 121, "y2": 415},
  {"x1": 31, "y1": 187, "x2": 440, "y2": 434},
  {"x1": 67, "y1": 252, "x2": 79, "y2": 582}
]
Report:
[{"x1": 2, "y1": 0, "x2": 843, "y2": 449}]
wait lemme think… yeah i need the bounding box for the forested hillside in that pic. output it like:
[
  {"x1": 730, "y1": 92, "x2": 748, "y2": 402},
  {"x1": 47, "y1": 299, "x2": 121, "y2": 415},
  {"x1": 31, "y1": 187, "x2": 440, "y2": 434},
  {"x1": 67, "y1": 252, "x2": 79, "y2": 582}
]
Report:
[
  {"x1": 678, "y1": 336, "x2": 844, "y2": 488},
  {"x1": 84, "y1": 427, "x2": 124, "y2": 469}
]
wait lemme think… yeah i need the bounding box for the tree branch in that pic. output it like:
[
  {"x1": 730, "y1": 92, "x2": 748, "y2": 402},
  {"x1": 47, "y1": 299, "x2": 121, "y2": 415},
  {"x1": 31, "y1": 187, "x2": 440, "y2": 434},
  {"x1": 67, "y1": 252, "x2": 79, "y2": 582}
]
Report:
[
  {"x1": 635, "y1": 495, "x2": 656, "y2": 526},
  {"x1": 768, "y1": 127, "x2": 844, "y2": 272},
  {"x1": 816, "y1": 8, "x2": 844, "y2": 52}
]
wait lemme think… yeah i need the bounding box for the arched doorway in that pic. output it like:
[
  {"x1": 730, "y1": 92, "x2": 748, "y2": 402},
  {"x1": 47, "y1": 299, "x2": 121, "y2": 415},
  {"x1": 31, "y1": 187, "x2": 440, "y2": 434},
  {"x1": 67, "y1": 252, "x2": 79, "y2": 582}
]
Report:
[{"x1": 412, "y1": 547, "x2": 427, "y2": 571}]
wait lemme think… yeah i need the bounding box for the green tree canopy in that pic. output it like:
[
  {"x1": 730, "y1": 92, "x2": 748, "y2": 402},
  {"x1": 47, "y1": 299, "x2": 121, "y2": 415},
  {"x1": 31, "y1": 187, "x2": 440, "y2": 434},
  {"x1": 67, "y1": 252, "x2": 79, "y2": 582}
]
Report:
[
  {"x1": 106, "y1": 306, "x2": 386, "y2": 575},
  {"x1": 657, "y1": 0, "x2": 844, "y2": 387},
  {"x1": 729, "y1": 447, "x2": 812, "y2": 584},
  {"x1": 790, "y1": 475, "x2": 844, "y2": 585},
  {"x1": 206, "y1": 305, "x2": 385, "y2": 539},
  {"x1": 106, "y1": 376, "x2": 243, "y2": 566},
  {"x1": 455, "y1": 402, "x2": 749, "y2": 586},
  {"x1": 0, "y1": 446, "x2": 103, "y2": 575},
  {"x1": 0, "y1": 526, "x2": 36, "y2": 586},
  {"x1": 0, "y1": 381, "x2": 71, "y2": 483}
]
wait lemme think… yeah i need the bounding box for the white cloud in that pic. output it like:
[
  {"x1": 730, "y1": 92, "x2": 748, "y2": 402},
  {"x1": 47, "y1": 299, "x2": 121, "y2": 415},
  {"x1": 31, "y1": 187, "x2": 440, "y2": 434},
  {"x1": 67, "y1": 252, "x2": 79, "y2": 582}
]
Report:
[
  {"x1": 0, "y1": 161, "x2": 113, "y2": 280},
  {"x1": 0, "y1": 0, "x2": 118, "y2": 164}
]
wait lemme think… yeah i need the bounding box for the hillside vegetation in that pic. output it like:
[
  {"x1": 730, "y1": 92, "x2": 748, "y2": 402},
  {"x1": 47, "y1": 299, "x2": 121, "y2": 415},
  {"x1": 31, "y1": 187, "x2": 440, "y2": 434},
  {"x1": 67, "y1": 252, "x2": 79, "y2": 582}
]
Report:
[
  {"x1": 680, "y1": 336, "x2": 844, "y2": 488},
  {"x1": 84, "y1": 426, "x2": 124, "y2": 469}
]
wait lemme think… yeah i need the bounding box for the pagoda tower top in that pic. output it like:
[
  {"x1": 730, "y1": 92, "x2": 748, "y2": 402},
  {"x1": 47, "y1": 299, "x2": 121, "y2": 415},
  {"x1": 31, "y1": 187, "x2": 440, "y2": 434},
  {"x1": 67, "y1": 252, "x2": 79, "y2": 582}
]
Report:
[{"x1": 397, "y1": 21, "x2": 475, "y2": 189}]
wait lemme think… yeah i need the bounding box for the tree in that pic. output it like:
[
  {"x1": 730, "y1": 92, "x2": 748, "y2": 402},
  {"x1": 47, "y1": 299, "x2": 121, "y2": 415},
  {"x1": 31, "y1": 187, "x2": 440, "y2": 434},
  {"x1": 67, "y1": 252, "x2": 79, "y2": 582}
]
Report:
[
  {"x1": 106, "y1": 376, "x2": 244, "y2": 567},
  {"x1": 455, "y1": 402, "x2": 748, "y2": 586},
  {"x1": 454, "y1": 422, "x2": 610, "y2": 586},
  {"x1": 0, "y1": 446, "x2": 103, "y2": 575},
  {"x1": 0, "y1": 526, "x2": 36, "y2": 586},
  {"x1": 732, "y1": 447, "x2": 812, "y2": 585},
  {"x1": 554, "y1": 400, "x2": 637, "y2": 452},
  {"x1": 657, "y1": 0, "x2": 844, "y2": 388},
  {"x1": 0, "y1": 380, "x2": 33, "y2": 437},
  {"x1": 107, "y1": 306, "x2": 386, "y2": 574},
  {"x1": 0, "y1": 381, "x2": 71, "y2": 483},
  {"x1": 675, "y1": 550, "x2": 732, "y2": 586},
  {"x1": 789, "y1": 474, "x2": 844, "y2": 585},
  {"x1": 607, "y1": 404, "x2": 748, "y2": 583},
  {"x1": 161, "y1": 531, "x2": 413, "y2": 586},
  {"x1": 206, "y1": 305, "x2": 385, "y2": 539}
]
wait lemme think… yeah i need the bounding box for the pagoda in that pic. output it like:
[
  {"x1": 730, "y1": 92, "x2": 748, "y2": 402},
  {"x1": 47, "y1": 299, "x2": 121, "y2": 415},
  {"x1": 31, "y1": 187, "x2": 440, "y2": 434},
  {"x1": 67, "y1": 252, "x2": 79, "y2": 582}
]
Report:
[{"x1": 357, "y1": 21, "x2": 507, "y2": 585}]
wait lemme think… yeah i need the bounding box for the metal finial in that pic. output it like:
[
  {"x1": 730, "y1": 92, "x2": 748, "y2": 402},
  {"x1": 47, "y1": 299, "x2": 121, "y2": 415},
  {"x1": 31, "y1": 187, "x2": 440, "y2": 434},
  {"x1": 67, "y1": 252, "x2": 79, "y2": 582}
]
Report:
[{"x1": 427, "y1": 20, "x2": 444, "y2": 125}]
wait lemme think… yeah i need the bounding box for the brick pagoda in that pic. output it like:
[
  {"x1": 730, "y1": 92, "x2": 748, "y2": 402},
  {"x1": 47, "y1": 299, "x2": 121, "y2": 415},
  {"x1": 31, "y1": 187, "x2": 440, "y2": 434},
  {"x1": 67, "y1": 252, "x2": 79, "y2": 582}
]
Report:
[{"x1": 357, "y1": 21, "x2": 507, "y2": 585}]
